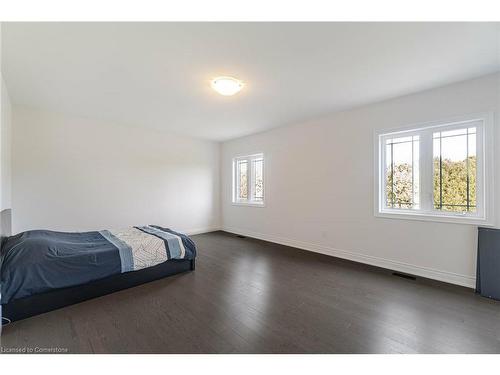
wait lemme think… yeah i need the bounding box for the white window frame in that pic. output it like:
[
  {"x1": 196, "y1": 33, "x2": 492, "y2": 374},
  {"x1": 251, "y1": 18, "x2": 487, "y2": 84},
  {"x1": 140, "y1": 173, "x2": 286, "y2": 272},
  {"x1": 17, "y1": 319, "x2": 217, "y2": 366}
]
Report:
[
  {"x1": 374, "y1": 113, "x2": 494, "y2": 225},
  {"x1": 232, "y1": 153, "x2": 265, "y2": 207}
]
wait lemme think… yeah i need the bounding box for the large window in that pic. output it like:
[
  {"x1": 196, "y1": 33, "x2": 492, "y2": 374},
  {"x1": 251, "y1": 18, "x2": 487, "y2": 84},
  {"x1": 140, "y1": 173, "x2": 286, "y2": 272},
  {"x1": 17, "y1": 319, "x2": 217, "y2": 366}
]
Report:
[
  {"x1": 375, "y1": 115, "x2": 493, "y2": 224},
  {"x1": 233, "y1": 154, "x2": 265, "y2": 206}
]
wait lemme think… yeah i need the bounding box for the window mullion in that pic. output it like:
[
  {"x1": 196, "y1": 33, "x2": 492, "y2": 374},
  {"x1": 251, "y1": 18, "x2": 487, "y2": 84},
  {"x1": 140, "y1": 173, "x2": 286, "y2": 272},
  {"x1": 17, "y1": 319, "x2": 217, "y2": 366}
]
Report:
[
  {"x1": 235, "y1": 160, "x2": 240, "y2": 201},
  {"x1": 233, "y1": 159, "x2": 236, "y2": 202},
  {"x1": 247, "y1": 157, "x2": 253, "y2": 203},
  {"x1": 475, "y1": 123, "x2": 484, "y2": 217},
  {"x1": 420, "y1": 130, "x2": 433, "y2": 212}
]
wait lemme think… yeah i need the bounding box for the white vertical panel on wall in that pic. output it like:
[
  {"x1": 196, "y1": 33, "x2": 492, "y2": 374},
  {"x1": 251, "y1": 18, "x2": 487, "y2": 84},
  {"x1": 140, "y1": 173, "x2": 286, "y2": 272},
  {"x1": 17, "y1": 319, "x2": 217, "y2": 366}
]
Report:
[
  {"x1": 1, "y1": 21, "x2": 13, "y2": 214},
  {"x1": 1, "y1": 75, "x2": 12, "y2": 212}
]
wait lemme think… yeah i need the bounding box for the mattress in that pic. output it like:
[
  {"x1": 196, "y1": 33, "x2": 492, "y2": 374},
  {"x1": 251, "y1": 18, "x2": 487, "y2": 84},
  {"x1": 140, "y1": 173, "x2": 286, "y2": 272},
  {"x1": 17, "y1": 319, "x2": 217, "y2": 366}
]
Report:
[{"x1": 0, "y1": 225, "x2": 196, "y2": 304}]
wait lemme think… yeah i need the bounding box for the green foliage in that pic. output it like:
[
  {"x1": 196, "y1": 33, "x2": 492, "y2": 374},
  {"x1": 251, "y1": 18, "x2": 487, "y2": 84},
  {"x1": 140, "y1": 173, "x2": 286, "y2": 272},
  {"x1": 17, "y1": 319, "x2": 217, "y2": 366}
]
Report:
[
  {"x1": 255, "y1": 177, "x2": 263, "y2": 199},
  {"x1": 386, "y1": 156, "x2": 476, "y2": 212},
  {"x1": 239, "y1": 172, "x2": 248, "y2": 199},
  {"x1": 386, "y1": 164, "x2": 414, "y2": 208},
  {"x1": 433, "y1": 156, "x2": 476, "y2": 212}
]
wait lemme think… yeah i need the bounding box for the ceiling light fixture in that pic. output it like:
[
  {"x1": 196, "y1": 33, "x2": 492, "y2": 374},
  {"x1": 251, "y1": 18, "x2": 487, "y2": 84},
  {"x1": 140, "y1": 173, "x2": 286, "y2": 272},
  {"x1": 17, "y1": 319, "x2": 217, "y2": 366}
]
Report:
[{"x1": 211, "y1": 76, "x2": 244, "y2": 96}]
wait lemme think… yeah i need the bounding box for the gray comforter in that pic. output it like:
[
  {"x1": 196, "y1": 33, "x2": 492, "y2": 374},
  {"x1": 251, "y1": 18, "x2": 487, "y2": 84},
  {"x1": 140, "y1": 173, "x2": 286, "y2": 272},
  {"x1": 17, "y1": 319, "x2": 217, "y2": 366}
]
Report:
[{"x1": 0, "y1": 225, "x2": 196, "y2": 304}]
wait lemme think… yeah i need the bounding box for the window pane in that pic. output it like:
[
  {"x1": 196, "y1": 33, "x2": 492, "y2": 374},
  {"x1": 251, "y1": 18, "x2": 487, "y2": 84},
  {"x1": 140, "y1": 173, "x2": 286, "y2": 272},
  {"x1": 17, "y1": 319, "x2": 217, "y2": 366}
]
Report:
[
  {"x1": 253, "y1": 158, "x2": 264, "y2": 201},
  {"x1": 385, "y1": 136, "x2": 419, "y2": 209},
  {"x1": 433, "y1": 127, "x2": 476, "y2": 212},
  {"x1": 237, "y1": 160, "x2": 248, "y2": 200},
  {"x1": 435, "y1": 128, "x2": 467, "y2": 138}
]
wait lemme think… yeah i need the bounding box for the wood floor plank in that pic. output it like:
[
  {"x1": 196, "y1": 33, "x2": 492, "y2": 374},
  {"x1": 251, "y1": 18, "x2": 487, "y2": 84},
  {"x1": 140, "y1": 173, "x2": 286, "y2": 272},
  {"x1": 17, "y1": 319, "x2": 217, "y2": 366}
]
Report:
[{"x1": 1, "y1": 231, "x2": 500, "y2": 353}]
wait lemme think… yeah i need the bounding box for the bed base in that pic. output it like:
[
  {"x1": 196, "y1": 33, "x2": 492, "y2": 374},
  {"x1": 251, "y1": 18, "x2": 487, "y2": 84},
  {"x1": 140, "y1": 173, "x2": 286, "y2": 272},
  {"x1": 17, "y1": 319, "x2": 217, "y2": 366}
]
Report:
[{"x1": 1, "y1": 258, "x2": 195, "y2": 324}]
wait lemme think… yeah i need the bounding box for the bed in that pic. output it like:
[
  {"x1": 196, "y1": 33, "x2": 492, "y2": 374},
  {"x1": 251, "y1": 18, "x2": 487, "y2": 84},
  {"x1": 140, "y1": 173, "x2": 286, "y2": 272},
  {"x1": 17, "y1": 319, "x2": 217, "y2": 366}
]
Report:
[{"x1": 0, "y1": 225, "x2": 196, "y2": 323}]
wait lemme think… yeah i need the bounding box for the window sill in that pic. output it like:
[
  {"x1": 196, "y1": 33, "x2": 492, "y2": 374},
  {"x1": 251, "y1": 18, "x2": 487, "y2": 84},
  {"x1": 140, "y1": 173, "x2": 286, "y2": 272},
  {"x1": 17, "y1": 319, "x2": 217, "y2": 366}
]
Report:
[
  {"x1": 375, "y1": 209, "x2": 493, "y2": 226},
  {"x1": 232, "y1": 201, "x2": 266, "y2": 208}
]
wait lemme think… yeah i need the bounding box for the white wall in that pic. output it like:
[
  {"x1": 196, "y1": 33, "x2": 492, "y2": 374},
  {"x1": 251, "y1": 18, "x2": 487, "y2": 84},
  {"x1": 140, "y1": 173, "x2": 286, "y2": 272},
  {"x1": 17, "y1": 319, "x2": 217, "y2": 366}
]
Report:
[
  {"x1": 221, "y1": 73, "x2": 500, "y2": 288},
  {"x1": 12, "y1": 108, "x2": 221, "y2": 234}
]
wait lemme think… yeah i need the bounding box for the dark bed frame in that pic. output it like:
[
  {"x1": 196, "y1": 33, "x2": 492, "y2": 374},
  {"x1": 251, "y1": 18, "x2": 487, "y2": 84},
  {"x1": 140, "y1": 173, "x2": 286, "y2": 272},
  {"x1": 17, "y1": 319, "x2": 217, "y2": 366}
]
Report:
[{"x1": 2, "y1": 258, "x2": 195, "y2": 323}]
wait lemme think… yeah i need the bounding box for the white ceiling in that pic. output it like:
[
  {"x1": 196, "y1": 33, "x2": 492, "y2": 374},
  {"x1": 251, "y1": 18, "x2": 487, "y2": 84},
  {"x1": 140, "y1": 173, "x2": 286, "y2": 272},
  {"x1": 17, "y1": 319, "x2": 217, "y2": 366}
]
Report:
[{"x1": 2, "y1": 22, "x2": 499, "y2": 141}]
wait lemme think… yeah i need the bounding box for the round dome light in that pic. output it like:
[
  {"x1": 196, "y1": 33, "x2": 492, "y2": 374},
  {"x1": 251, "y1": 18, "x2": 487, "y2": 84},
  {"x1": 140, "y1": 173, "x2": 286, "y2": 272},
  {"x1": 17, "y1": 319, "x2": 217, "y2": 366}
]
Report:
[{"x1": 211, "y1": 76, "x2": 244, "y2": 96}]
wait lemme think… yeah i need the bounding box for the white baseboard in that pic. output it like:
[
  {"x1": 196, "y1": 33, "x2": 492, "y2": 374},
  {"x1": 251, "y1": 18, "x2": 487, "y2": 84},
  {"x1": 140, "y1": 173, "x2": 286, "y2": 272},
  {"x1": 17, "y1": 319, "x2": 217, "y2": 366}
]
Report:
[
  {"x1": 183, "y1": 226, "x2": 221, "y2": 236},
  {"x1": 222, "y1": 226, "x2": 476, "y2": 289}
]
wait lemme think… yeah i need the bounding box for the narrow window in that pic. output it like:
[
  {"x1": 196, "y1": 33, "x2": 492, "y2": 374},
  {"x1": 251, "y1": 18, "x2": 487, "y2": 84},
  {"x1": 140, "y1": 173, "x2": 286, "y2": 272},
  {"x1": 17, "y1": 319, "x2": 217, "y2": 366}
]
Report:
[
  {"x1": 433, "y1": 127, "x2": 476, "y2": 213},
  {"x1": 237, "y1": 159, "x2": 248, "y2": 200},
  {"x1": 233, "y1": 154, "x2": 265, "y2": 205},
  {"x1": 385, "y1": 135, "x2": 420, "y2": 209},
  {"x1": 253, "y1": 157, "x2": 264, "y2": 202}
]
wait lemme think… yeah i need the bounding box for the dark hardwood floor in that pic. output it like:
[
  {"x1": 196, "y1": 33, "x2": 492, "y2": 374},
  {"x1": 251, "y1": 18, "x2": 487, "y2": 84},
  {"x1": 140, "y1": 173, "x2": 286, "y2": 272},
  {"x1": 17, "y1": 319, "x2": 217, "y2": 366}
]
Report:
[{"x1": 1, "y1": 231, "x2": 500, "y2": 353}]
